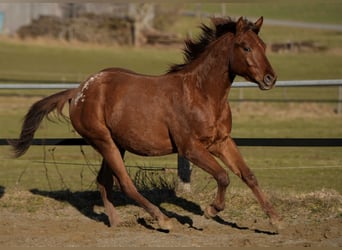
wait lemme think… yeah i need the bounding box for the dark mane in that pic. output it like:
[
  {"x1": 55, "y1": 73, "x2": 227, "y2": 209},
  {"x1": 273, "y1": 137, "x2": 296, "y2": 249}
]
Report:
[{"x1": 167, "y1": 17, "x2": 256, "y2": 73}]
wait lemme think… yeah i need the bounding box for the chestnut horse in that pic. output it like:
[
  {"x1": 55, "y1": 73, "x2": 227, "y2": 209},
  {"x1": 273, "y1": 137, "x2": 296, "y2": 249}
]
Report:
[{"x1": 11, "y1": 17, "x2": 280, "y2": 230}]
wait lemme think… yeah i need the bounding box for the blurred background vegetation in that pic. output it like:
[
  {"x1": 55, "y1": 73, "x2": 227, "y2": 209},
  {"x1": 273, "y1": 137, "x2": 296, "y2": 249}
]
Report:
[{"x1": 0, "y1": 1, "x2": 341, "y2": 82}]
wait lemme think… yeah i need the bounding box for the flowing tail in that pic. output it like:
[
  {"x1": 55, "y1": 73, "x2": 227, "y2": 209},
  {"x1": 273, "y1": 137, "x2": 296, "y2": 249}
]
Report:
[{"x1": 9, "y1": 89, "x2": 77, "y2": 158}]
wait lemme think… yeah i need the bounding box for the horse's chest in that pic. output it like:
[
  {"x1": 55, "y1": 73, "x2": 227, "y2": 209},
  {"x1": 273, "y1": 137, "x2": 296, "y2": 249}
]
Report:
[
  {"x1": 191, "y1": 107, "x2": 231, "y2": 146},
  {"x1": 196, "y1": 122, "x2": 228, "y2": 147}
]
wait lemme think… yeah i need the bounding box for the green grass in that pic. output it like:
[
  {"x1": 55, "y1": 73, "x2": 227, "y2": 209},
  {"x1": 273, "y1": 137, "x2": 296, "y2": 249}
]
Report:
[
  {"x1": 232, "y1": 112, "x2": 342, "y2": 138},
  {"x1": 0, "y1": 40, "x2": 183, "y2": 82},
  {"x1": 269, "y1": 53, "x2": 342, "y2": 80},
  {"x1": 1, "y1": 98, "x2": 341, "y2": 193},
  {"x1": 1, "y1": 145, "x2": 341, "y2": 193},
  {"x1": 0, "y1": 39, "x2": 341, "y2": 96},
  {"x1": 187, "y1": 1, "x2": 342, "y2": 24}
]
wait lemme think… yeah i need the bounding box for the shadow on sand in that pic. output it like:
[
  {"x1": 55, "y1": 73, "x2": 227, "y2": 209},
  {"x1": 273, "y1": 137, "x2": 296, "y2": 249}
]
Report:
[
  {"x1": 30, "y1": 187, "x2": 277, "y2": 235},
  {"x1": 0, "y1": 186, "x2": 5, "y2": 199},
  {"x1": 30, "y1": 187, "x2": 204, "y2": 230}
]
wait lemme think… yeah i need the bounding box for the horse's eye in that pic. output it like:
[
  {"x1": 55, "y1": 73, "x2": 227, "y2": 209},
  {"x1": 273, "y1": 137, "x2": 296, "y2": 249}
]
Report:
[{"x1": 243, "y1": 47, "x2": 251, "y2": 52}]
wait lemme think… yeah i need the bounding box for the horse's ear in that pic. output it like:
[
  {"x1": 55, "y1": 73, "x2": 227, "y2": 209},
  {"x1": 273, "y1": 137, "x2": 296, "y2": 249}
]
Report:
[
  {"x1": 254, "y1": 16, "x2": 263, "y2": 34},
  {"x1": 236, "y1": 16, "x2": 245, "y2": 34}
]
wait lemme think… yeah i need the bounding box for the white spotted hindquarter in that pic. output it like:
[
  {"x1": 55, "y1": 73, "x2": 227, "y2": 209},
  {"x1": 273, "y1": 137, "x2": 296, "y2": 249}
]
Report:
[
  {"x1": 73, "y1": 72, "x2": 104, "y2": 106},
  {"x1": 69, "y1": 72, "x2": 106, "y2": 141}
]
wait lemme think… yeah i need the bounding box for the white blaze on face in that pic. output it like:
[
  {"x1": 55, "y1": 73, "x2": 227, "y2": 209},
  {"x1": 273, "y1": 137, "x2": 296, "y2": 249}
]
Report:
[{"x1": 74, "y1": 72, "x2": 103, "y2": 106}]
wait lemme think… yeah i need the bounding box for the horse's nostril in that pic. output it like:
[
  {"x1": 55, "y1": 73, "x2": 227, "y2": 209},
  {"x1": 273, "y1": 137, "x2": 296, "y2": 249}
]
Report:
[{"x1": 264, "y1": 74, "x2": 274, "y2": 86}]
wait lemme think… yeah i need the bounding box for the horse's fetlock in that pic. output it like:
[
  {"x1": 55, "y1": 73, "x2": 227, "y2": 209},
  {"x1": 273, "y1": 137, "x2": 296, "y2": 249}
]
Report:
[{"x1": 214, "y1": 202, "x2": 225, "y2": 212}]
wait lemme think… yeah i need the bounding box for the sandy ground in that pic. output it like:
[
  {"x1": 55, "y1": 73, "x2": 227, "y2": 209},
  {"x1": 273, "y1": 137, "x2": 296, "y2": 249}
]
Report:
[{"x1": 0, "y1": 187, "x2": 341, "y2": 247}]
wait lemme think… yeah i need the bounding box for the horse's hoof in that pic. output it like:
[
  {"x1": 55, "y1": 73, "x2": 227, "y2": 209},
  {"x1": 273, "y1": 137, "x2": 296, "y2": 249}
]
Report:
[
  {"x1": 204, "y1": 205, "x2": 218, "y2": 219},
  {"x1": 158, "y1": 216, "x2": 173, "y2": 231},
  {"x1": 107, "y1": 210, "x2": 122, "y2": 227},
  {"x1": 270, "y1": 218, "x2": 286, "y2": 233},
  {"x1": 109, "y1": 220, "x2": 121, "y2": 227},
  {"x1": 108, "y1": 217, "x2": 122, "y2": 227}
]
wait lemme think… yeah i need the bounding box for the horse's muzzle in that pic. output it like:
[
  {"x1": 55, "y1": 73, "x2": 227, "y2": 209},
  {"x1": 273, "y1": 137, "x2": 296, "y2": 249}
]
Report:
[{"x1": 259, "y1": 74, "x2": 276, "y2": 90}]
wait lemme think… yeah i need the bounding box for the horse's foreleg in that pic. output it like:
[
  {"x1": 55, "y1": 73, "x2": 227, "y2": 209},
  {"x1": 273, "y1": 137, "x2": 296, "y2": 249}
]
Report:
[
  {"x1": 97, "y1": 160, "x2": 121, "y2": 227},
  {"x1": 182, "y1": 141, "x2": 230, "y2": 218},
  {"x1": 212, "y1": 137, "x2": 281, "y2": 227}
]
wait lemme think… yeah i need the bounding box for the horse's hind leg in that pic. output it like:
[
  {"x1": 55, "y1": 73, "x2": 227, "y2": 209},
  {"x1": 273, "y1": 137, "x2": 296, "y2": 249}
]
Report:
[
  {"x1": 212, "y1": 137, "x2": 281, "y2": 228},
  {"x1": 92, "y1": 136, "x2": 172, "y2": 230},
  {"x1": 97, "y1": 159, "x2": 121, "y2": 227}
]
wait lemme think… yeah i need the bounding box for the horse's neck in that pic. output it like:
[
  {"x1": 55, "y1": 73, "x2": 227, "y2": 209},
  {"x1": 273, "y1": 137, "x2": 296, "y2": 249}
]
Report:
[{"x1": 188, "y1": 36, "x2": 233, "y2": 100}]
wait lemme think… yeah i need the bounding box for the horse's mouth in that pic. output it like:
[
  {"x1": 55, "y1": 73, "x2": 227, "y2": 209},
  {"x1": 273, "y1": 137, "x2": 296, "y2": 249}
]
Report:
[{"x1": 258, "y1": 83, "x2": 273, "y2": 90}]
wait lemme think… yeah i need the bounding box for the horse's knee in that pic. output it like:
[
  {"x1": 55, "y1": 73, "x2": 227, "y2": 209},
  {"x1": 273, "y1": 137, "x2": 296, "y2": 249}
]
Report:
[
  {"x1": 242, "y1": 171, "x2": 258, "y2": 187},
  {"x1": 216, "y1": 171, "x2": 230, "y2": 188}
]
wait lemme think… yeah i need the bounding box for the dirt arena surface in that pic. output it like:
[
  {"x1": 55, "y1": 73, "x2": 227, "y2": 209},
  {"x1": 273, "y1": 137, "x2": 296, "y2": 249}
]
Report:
[{"x1": 0, "y1": 187, "x2": 341, "y2": 247}]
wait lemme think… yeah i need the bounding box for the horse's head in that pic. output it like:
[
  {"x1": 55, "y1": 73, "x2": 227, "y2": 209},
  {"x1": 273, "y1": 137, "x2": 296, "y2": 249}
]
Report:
[{"x1": 230, "y1": 17, "x2": 276, "y2": 90}]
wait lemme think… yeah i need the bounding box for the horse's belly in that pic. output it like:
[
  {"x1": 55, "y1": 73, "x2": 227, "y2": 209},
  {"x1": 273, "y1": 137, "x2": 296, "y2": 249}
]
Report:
[
  {"x1": 112, "y1": 126, "x2": 175, "y2": 156},
  {"x1": 115, "y1": 136, "x2": 175, "y2": 156}
]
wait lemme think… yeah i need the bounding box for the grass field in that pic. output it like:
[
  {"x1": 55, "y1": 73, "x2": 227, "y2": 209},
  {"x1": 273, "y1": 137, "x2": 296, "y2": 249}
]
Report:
[
  {"x1": 1, "y1": 99, "x2": 341, "y2": 194},
  {"x1": 184, "y1": 1, "x2": 342, "y2": 25},
  {"x1": 0, "y1": 2, "x2": 341, "y2": 196}
]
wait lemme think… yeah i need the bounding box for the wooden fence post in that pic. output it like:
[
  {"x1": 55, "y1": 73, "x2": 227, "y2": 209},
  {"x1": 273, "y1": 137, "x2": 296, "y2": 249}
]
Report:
[{"x1": 177, "y1": 155, "x2": 191, "y2": 193}]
